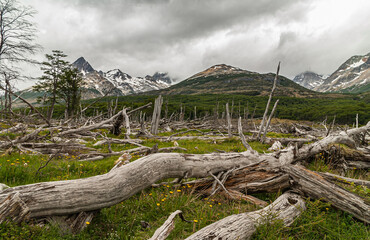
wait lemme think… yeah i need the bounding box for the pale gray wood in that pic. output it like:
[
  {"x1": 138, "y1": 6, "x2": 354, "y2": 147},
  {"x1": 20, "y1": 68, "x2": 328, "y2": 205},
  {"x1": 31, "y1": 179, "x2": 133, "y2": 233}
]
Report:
[
  {"x1": 0, "y1": 192, "x2": 30, "y2": 224},
  {"x1": 283, "y1": 164, "x2": 370, "y2": 224},
  {"x1": 257, "y1": 62, "x2": 280, "y2": 141},
  {"x1": 262, "y1": 99, "x2": 279, "y2": 142},
  {"x1": 0, "y1": 151, "x2": 261, "y2": 219},
  {"x1": 319, "y1": 172, "x2": 370, "y2": 188},
  {"x1": 226, "y1": 103, "x2": 232, "y2": 138},
  {"x1": 238, "y1": 117, "x2": 254, "y2": 152},
  {"x1": 186, "y1": 192, "x2": 305, "y2": 240},
  {"x1": 149, "y1": 210, "x2": 183, "y2": 240}
]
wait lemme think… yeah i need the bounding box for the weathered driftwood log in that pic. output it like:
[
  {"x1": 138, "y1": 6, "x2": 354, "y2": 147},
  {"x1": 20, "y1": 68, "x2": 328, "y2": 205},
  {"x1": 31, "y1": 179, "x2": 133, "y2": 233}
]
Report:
[
  {"x1": 318, "y1": 172, "x2": 370, "y2": 188},
  {"x1": 283, "y1": 164, "x2": 370, "y2": 223},
  {"x1": 0, "y1": 151, "x2": 262, "y2": 219},
  {"x1": 0, "y1": 127, "x2": 43, "y2": 149},
  {"x1": 149, "y1": 210, "x2": 191, "y2": 240},
  {"x1": 186, "y1": 192, "x2": 305, "y2": 240},
  {"x1": 0, "y1": 192, "x2": 30, "y2": 224},
  {"x1": 93, "y1": 138, "x2": 143, "y2": 146},
  {"x1": 0, "y1": 123, "x2": 27, "y2": 134}
]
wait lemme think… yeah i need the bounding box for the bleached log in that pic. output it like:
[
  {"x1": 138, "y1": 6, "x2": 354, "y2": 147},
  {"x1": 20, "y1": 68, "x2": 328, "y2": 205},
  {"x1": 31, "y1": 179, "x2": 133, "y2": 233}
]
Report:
[
  {"x1": 93, "y1": 138, "x2": 143, "y2": 146},
  {"x1": 0, "y1": 127, "x2": 43, "y2": 149},
  {"x1": 186, "y1": 192, "x2": 305, "y2": 240},
  {"x1": 59, "y1": 110, "x2": 125, "y2": 137},
  {"x1": 283, "y1": 164, "x2": 370, "y2": 224},
  {"x1": 149, "y1": 210, "x2": 190, "y2": 240},
  {"x1": 0, "y1": 192, "x2": 30, "y2": 224},
  {"x1": 319, "y1": 172, "x2": 370, "y2": 188},
  {"x1": 0, "y1": 151, "x2": 262, "y2": 219},
  {"x1": 0, "y1": 123, "x2": 27, "y2": 134}
]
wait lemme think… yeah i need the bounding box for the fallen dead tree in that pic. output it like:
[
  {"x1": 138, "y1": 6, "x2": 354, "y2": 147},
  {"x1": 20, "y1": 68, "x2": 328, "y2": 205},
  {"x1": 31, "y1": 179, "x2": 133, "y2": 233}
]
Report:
[
  {"x1": 0, "y1": 121, "x2": 368, "y2": 237},
  {"x1": 185, "y1": 192, "x2": 305, "y2": 240}
]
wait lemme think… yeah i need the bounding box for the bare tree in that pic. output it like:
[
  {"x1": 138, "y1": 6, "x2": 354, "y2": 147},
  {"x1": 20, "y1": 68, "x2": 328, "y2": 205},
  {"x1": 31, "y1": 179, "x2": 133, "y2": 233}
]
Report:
[{"x1": 0, "y1": 0, "x2": 40, "y2": 112}]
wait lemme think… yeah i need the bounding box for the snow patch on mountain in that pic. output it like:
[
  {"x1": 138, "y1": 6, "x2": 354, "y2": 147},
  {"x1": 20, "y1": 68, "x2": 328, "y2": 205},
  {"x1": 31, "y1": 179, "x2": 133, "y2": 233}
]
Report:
[{"x1": 72, "y1": 57, "x2": 172, "y2": 98}]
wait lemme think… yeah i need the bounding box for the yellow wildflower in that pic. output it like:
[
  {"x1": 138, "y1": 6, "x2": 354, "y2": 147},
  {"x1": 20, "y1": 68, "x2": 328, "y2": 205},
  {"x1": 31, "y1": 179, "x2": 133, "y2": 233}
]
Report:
[{"x1": 193, "y1": 220, "x2": 198, "y2": 223}]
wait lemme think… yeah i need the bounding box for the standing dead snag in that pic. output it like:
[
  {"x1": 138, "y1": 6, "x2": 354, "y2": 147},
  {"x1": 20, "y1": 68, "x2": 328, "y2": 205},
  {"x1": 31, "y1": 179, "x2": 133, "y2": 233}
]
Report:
[
  {"x1": 151, "y1": 95, "x2": 163, "y2": 135},
  {"x1": 257, "y1": 62, "x2": 280, "y2": 141},
  {"x1": 226, "y1": 102, "x2": 232, "y2": 138}
]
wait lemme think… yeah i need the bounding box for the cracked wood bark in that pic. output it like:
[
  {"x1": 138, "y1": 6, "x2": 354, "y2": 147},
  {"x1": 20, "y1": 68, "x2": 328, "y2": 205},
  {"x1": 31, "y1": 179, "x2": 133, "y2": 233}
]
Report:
[
  {"x1": 0, "y1": 192, "x2": 30, "y2": 224},
  {"x1": 283, "y1": 164, "x2": 370, "y2": 224},
  {"x1": 0, "y1": 151, "x2": 262, "y2": 219},
  {"x1": 186, "y1": 192, "x2": 305, "y2": 240}
]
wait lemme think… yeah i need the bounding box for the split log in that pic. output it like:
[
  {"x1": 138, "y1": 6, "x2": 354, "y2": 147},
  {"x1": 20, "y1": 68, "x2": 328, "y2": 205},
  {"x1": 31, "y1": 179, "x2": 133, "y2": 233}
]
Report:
[
  {"x1": 0, "y1": 192, "x2": 30, "y2": 224},
  {"x1": 186, "y1": 192, "x2": 305, "y2": 240}
]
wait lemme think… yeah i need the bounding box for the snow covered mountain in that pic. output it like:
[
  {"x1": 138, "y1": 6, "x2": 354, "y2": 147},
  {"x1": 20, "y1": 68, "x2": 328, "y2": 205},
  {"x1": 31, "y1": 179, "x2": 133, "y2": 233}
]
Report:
[
  {"x1": 293, "y1": 71, "x2": 327, "y2": 90},
  {"x1": 72, "y1": 57, "x2": 172, "y2": 98},
  {"x1": 315, "y1": 53, "x2": 370, "y2": 93}
]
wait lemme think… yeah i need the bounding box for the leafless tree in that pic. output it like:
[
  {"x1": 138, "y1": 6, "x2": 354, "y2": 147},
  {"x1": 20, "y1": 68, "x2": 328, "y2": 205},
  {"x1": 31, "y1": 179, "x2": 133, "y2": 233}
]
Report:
[{"x1": 0, "y1": 0, "x2": 40, "y2": 112}]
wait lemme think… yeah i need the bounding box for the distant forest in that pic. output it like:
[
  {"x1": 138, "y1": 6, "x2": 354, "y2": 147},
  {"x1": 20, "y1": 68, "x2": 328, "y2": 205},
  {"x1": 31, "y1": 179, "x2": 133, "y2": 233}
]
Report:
[{"x1": 37, "y1": 94, "x2": 370, "y2": 125}]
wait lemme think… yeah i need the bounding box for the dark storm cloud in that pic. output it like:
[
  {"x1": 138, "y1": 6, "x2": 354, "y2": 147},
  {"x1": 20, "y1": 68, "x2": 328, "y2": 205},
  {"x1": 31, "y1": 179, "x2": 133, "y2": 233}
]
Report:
[{"x1": 18, "y1": 0, "x2": 370, "y2": 89}]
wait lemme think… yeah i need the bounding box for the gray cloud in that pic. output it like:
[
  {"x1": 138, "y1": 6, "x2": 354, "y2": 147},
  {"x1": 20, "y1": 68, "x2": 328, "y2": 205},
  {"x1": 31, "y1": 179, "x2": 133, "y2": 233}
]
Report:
[{"x1": 18, "y1": 0, "x2": 370, "y2": 89}]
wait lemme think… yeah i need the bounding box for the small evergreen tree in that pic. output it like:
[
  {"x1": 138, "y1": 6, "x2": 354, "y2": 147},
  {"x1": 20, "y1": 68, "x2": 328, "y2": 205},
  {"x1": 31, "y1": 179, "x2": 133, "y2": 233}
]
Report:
[
  {"x1": 33, "y1": 50, "x2": 69, "y2": 120},
  {"x1": 34, "y1": 50, "x2": 84, "y2": 120},
  {"x1": 58, "y1": 67, "x2": 83, "y2": 119}
]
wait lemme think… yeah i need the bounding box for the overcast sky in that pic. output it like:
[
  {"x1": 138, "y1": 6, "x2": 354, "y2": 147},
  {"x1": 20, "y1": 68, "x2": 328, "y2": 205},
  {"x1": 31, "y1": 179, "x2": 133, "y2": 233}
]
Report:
[{"x1": 17, "y1": 0, "x2": 370, "y2": 89}]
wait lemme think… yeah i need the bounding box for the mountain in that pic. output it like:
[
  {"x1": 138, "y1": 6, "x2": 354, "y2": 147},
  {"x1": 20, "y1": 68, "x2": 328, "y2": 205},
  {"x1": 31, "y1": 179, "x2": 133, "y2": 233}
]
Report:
[
  {"x1": 71, "y1": 58, "x2": 172, "y2": 98},
  {"x1": 294, "y1": 52, "x2": 370, "y2": 93},
  {"x1": 150, "y1": 64, "x2": 315, "y2": 97},
  {"x1": 293, "y1": 71, "x2": 327, "y2": 90}
]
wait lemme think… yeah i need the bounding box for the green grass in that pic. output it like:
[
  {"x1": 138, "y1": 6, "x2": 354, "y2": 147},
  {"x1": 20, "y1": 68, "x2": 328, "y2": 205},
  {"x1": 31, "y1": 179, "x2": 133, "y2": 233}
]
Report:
[{"x1": 0, "y1": 130, "x2": 369, "y2": 239}]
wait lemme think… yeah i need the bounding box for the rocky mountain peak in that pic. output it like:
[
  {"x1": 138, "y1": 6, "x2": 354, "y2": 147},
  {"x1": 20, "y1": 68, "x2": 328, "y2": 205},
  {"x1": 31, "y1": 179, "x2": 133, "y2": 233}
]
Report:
[
  {"x1": 188, "y1": 64, "x2": 248, "y2": 80},
  {"x1": 293, "y1": 71, "x2": 326, "y2": 90},
  {"x1": 72, "y1": 57, "x2": 95, "y2": 75}
]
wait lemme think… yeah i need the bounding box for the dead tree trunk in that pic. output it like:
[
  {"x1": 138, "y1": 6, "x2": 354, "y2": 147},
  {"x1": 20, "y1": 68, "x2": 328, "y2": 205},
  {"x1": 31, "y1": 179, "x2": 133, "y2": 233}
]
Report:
[
  {"x1": 257, "y1": 62, "x2": 280, "y2": 141},
  {"x1": 151, "y1": 95, "x2": 163, "y2": 135},
  {"x1": 262, "y1": 99, "x2": 279, "y2": 142},
  {"x1": 226, "y1": 103, "x2": 232, "y2": 138},
  {"x1": 186, "y1": 192, "x2": 305, "y2": 240},
  {"x1": 123, "y1": 108, "x2": 131, "y2": 139}
]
